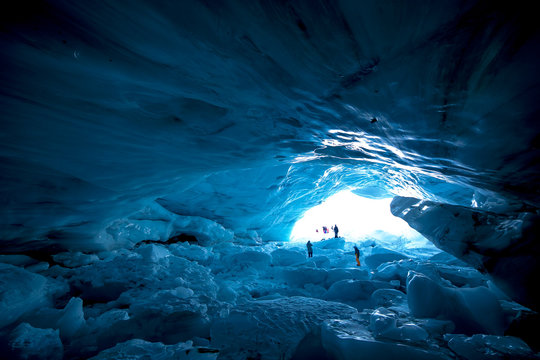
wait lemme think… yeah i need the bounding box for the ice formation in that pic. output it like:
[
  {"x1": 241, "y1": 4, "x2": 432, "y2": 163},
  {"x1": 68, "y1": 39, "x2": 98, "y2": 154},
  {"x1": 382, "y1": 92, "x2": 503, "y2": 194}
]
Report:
[
  {"x1": 1, "y1": 230, "x2": 537, "y2": 359},
  {"x1": 1, "y1": 0, "x2": 540, "y2": 359},
  {"x1": 391, "y1": 196, "x2": 540, "y2": 311}
]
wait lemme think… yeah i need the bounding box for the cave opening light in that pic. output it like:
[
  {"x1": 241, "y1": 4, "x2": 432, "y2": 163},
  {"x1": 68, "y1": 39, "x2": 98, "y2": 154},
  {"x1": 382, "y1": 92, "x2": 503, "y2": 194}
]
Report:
[{"x1": 289, "y1": 190, "x2": 428, "y2": 249}]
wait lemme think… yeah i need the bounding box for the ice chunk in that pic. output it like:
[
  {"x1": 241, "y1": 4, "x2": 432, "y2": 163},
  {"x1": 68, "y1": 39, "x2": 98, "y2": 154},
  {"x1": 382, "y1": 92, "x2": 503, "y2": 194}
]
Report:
[
  {"x1": 278, "y1": 268, "x2": 328, "y2": 288},
  {"x1": 373, "y1": 259, "x2": 447, "y2": 287},
  {"x1": 372, "y1": 262, "x2": 408, "y2": 283},
  {"x1": 416, "y1": 319, "x2": 455, "y2": 337},
  {"x1": 169, "y1": 243, "x2": 213, "y2": 265},
  {"x1": 211, "y1": 296, "x2": 357, "y2": 360},
  {"x1": 373, "y1": 259, "x2": 485, "y2": 291},
  {"x1": 370, "y1": 288, "x2": 407, "y2": 309},
  {"x1": 25, "y1": 262, "x2": 50, "y2": 272},
  {"x1": 86, "y1": 309, "x2": 129, "y2": 331},
  {"x1": 369, "y1": 307, "x2": 397, "y2": 337},
  {"x1": 96, "y1": 248, "x2": 138, "y2": 262},
  {"x1": 406, "y1": 272, "x2": 446, "y2": 318},
  {"x1": 0, "y1": 254, "x2": 37, "y2": 267},
  {"x1": 101, "y1": 203, "x2": 234, "y2": 248},
  {"x1": 324, "y1": 280, "x2": 393, "y2": 302},
  {"x1": 429, "y1": 252, "x2": 468, "y2": 266},
  {"x1": 445, "y1": 334, "x2": 534, "y2": 360},
  {"x1": 0, "y1": 263, "x2": 60, "y2": 328},
  {"x1": 303, "y1": 283, "x2": 327, "y2": 298},
  {"x1": 322, "y1": 319, "x2": 451, "y2": 360},
  {"x1": 369, "y1": 307, "x2": 428, "y2": 343},
  {"x1": 52, "y1": 251, "x2": 99, "y2": 268},
  {"x1": 217, "y1": 283, "x2": 237, "y2": 303},
  {"x1": 192, "y1": 337, "x2": 211, "y2": 347},
  {"x1": 68, "y1": 308, "x2": 131, "y2": 357},
  {"x1": 57, "y1": 297, "x2": 86, "y2": 339},
  {"x1": 89, "y1": 339, "x2": 218, "y2": 359},
  {"x1": 171, "y1": 215, "x2": 234, "y2": 246},
  {"x1": 435, "y1": 264, "x2": 486, "y2": 288},
  {"x1": 61, "y1": 251, "x2": 219, "y2": 348},
  {"x1": 173, "y1": 286, "x2": 195, "y2": 299},
  {"x1": 9, "y1": 323, "x2": 63, "y2": 360},
  {"x1": 220, "y1": 250, "x2": 271, "y2": 272},
  {"x1": 100, "y1": 217, "x2": 173, "y2": 249},
  {"x1": 136, "y1": 243, "x2": 171, "y2": 262},
  {"x1": 270, "y1": 248, "x2": 306, "y2": 266},
  {"x1": 234, "y1": 230, "x2": 262, "y2": 245},
  {"x1": 364, "y1": 250, "x2": 409, "y2": 269},
  {"x1": 97, "y1": 255, "x2": 217, "y2": 343},
  {"x1": 21, "y1": 306, "x2": 63, "y2": 330},
  {"x1": 407, "y1": 271, "x2": 505, "y2": 334},
  {"x1": 325, "y1": 268, "x2": 369, "y2": 288},
  {"x1": 68, "y1": 251, "x2": 216, "y2": 303},
  {"x1": 313, "y1": 238, "x2": 346, "y2": 249},
  {"x1": 311, "y1": 255, "x2": 331, "y2": 268},
  {"x1": 397, "y1": 323, "x2": 429, "y2": 343},
  {"x1": 112, "y1": 291, "x2": 212, "y2": 345}
]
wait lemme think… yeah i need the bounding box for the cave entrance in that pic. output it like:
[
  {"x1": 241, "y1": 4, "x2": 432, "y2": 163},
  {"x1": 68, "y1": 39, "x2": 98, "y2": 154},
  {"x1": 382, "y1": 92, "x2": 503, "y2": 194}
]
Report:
[{"x1": 289, "y1": 190, "x2": 436, "y2": 252}]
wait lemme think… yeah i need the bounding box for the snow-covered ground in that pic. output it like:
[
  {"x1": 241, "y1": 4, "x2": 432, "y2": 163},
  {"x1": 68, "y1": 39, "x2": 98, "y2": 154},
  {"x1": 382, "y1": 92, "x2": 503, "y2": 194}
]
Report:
[{"x1": 0, "y1": 216, "x2": 536, "y2": 359}]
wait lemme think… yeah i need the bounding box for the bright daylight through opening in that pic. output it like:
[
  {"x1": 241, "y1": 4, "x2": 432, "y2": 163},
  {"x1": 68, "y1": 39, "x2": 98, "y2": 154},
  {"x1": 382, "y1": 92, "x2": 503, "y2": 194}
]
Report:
[{"x1": 290, "y1": 190, "x2": 436, "y2": 252}]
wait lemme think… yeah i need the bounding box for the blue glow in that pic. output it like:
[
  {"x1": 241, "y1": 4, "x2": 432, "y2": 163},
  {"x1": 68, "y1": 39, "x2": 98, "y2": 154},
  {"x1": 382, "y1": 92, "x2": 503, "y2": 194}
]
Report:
[{"x1": 290, "y1": 190, "x2": 430, "y2": 248}]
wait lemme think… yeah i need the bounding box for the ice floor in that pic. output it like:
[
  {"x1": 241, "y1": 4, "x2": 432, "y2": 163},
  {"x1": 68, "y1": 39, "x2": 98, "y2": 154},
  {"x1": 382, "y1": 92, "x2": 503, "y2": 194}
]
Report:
[{"x1": 0, "y1": 233, "x2": 536, "y2": 360}]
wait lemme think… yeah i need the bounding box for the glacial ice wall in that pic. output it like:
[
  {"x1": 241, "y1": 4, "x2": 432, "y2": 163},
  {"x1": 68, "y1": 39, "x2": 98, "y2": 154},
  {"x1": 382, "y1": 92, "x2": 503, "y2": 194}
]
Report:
[
  {"x1": 1, "y1": 0, "x2": 540, "y2": 256},
  {"x1": 390, "y1": 196, "x2": 540, "y2": 311}
]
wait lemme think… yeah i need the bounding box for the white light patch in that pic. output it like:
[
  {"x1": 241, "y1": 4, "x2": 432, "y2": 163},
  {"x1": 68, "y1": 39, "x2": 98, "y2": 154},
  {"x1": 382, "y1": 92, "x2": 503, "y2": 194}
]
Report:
[{"x1": 289, "y1": 190, "x2": 425, "y2": 245}]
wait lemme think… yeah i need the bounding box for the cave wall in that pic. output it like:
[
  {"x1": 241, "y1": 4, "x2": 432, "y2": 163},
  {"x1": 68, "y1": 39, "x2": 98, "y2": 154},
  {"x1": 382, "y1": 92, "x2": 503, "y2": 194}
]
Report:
[{"x1": 1, "y1": 0, "x2": 539, "y2": 251}]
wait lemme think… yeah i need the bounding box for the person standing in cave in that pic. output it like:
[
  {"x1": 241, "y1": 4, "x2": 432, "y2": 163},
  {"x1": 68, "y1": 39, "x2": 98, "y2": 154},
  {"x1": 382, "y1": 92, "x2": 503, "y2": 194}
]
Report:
[
  {"x1": 354, "y1": 245, "x2": 361, "y2": 266},
  {"x1": 333, "y1": 224, "x2": 339, "y2": 238},
  {"x1": 306, "y1": 240, "x2": 313, "y2": 258}
]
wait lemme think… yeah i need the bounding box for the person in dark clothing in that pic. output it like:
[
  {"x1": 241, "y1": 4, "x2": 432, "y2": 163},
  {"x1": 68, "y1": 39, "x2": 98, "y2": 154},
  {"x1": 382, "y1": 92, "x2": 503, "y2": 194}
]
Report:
[
  {"x1": 306, "y1": 241, "x2": 313, "y2": 258},
  {"x1": 354, "y1": 245, "x2": 361, "y2": 266},
  {"x1": 333, "y1": 224, "x2": 339, "y2": 238}
]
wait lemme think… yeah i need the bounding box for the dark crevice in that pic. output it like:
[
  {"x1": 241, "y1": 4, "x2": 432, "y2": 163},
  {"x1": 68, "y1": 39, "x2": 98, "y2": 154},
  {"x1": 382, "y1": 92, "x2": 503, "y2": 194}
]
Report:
[{"x1": 135, "y1": 233, "x2": 199, "y2": 247}]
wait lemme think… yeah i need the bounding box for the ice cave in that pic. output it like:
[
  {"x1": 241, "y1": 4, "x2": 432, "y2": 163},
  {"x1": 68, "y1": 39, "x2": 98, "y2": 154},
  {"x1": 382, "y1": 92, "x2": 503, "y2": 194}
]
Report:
[{"x1": 1, "y1": 1, "x2": 540, "y2": 359}]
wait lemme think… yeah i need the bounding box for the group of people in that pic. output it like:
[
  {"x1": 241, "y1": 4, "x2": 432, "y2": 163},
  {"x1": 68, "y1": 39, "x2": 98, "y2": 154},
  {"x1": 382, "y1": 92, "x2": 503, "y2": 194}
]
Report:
[
  {"x1": 316, "y1": 224, "x2": 339, "y2": 238},
  {"x1": 305, "y1": 224, "x2": 361, "y2": 266}
]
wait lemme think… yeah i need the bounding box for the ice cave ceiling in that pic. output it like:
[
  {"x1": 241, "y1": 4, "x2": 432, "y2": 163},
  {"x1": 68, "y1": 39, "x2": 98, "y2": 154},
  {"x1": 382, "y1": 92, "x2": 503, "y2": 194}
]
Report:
[{"x1": 1, "y1": 0, "x2": 540, "y2": 256}]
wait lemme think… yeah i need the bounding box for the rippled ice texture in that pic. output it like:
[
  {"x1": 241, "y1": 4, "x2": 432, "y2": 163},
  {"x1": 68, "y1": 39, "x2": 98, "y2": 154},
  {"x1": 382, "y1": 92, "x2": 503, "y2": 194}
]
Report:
[{"x1": 1, "y1": 0, "x2": 539, "y2": 252}]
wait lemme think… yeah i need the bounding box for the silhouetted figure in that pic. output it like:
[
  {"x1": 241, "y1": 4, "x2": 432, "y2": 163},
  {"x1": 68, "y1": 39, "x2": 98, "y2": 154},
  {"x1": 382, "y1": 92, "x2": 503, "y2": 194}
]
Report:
[
  {"x1": 354, "y1": 245, "x2": 361, "y2": 266},
  {"x1": 306, "y1": 241, "x2": 313, "y2": 258},
  {"x1": 333, "y1": 224, "x2": 339, "y2": 238}
]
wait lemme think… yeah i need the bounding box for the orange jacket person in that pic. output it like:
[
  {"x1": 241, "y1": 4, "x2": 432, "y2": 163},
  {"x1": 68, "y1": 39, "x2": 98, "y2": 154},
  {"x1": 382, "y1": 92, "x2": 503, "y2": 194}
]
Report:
[{"x1": 354, "y1": 245, "x2": 360, "y2": 266}]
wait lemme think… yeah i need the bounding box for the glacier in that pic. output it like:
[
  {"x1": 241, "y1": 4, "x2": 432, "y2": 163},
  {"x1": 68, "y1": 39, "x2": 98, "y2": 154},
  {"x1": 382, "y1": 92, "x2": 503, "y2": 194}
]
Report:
[{"x1": 1, "y1": 0, "x2": 540, "y2": 359}]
